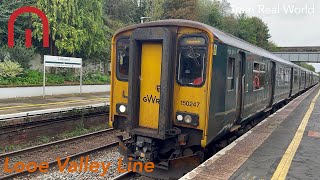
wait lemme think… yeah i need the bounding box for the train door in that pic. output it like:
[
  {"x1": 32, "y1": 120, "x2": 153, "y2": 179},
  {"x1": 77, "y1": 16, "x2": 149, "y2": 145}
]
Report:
[
  {"x1": 236, "y1": 52, "x2": 246, "y2": 120},
  {"x1": 268, "y1": 61, "x2": 276, "y2": 107},
  {"x1": 128, "y1": 27, "x2": 175, "y2": 139},
  {"x1": 289, "y1": 67, "x2": 293, "y2": 97},
  {"x1": 139, "y1": 43, "x2": 162, "y2": 129}
]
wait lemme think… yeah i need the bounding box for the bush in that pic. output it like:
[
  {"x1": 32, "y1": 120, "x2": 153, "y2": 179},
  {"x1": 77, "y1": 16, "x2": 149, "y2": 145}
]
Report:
[
  {"x1": 0, "y1": 70, "x2": 110, "y2": 86},
  {"x1": 47, "y1": 74, "x2": 65, "y2": 84},
  {"x1": 84, "y1": 72, "x2": 110, "y2": 84},
  {"x1": 0, "y1": 41, "x2": 35, "y2": 69},
  {"x1": 0, "y1": 60, "x2": 23, "y2": 78},
  {"x1": 20, "y1": 70, "x2": 43, "y2": 85}
]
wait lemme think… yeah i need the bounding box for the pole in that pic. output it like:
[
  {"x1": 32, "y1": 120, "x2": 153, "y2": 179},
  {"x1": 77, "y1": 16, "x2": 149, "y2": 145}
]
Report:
[
  {"x1": 43, "y1": 57, "x2": 46, "y2": 98},
  {"x1": 80, "y1": 65, "x2": 83, "y2": 94}
]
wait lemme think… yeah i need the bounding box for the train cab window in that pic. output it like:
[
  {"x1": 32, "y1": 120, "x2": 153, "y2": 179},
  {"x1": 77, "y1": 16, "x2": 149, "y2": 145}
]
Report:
[
  {"x1": 253, "y1": 62, "x2": 265, "y2": 90},
  {"x1": 116, "y1": 38, "x2": 130, "y2": 80},
  {"x1": 177, "y1": 36, "x2": 207, "y2": 86},
  {"x1": 227, "y1": 57, "x2": 235, "y2": 90}
]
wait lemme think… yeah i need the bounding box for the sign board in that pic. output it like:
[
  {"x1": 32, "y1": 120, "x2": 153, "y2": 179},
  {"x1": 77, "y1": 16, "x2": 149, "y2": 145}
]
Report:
[
  {"x1": 43, "y1": 55, "x2": 83, "y2": 97},
  {"x1": 44, "y1": 55, "x2": 82, "y2": 68}
]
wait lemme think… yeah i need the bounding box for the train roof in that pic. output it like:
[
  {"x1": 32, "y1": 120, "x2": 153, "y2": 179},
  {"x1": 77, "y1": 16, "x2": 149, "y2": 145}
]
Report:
[{"x1": 115, "y1": 19, "x2": 317, "y2": 75}]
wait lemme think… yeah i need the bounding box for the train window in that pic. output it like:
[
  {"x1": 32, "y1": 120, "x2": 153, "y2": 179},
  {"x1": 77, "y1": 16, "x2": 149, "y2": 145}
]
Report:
[
  {"x1": 116, "y1": 38, "x2": 130, "y2": 81},
  {"x1": 253, "y1": 62, "x2": 265, "y2": 90},
  {"x1": 227, "y1": 57, "x2": 235, "y2": 90},
  {"x1": 177, "y1": 36, "x2": 207, "y2": 86},
  {"x1": 254, "y1": 63, "x2": 259, "y2": 71}
]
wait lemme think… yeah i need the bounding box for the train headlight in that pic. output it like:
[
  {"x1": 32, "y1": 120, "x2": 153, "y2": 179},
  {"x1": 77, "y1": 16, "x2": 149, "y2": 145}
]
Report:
[
  {"x1": 184, "y1": 115, "x2": 192, "y2": 124},
  {"x1": 116, "y1": 104, "x2": 127, "y2": 114},
  {"x1": 119, "y1": 105, "x2": 126, "y2": 113},
  {"x1": 176, "y1": 112, "x2": 199, "y2": 127}
]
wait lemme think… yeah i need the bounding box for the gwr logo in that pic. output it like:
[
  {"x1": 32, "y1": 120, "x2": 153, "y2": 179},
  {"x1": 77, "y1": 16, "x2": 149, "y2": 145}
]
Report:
[{"x1": 8, "y1": 6, "x2": 49, "y2": 48}]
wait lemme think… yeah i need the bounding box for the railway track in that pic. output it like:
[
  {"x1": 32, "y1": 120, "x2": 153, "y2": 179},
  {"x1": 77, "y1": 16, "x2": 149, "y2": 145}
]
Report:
[
  {"x1": 113, "y1": 171, "x2": 136, "y2": 180},
  {"x1": 0, "y1": 106, "x2": 109, "y2": 135},
  {"x1": 0, "y1": 108, "x2": 109, "y2": 150},
  {"x1": 0, "y1": 128, "x2": 128, "y2": 179}
]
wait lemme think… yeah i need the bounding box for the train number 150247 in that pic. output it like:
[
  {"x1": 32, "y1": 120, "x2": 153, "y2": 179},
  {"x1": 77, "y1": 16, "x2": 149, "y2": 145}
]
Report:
[{"x1": 180, "y1": 101, "x2": 200, "y2": 107}]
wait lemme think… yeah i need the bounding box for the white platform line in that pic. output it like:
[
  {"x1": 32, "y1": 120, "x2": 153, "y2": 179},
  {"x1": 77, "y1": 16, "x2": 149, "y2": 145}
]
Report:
[{"x1": 0, "y1": 102, "x2": 109, "y2": 121}]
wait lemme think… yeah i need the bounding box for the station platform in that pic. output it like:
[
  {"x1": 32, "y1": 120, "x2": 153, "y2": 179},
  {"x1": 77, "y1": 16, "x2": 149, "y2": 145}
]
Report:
[
  {"x1": 181, "y1": 85, "x2": 320, "y2": 180},
  {"x1": 0, "y1": 92, "x2": 109, "y2": 120}
]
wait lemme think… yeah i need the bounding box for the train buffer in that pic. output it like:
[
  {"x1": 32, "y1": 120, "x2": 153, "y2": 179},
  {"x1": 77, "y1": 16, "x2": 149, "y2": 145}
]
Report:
[
  {"x1": 181, "y1": 85, "x2": 320, "y2": 180},
  {"x1": 0, "y1": 92, "x2": 109, "y2": 120}
]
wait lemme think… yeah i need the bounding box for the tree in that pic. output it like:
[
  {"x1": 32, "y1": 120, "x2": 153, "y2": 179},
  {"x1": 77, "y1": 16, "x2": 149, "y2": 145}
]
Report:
[
  {"x1": 163, "y1": 0, "x2": 198, "y2": 20},
  {"x1": 143, "y1": 0, "x2": 165, "y2": 21},
  {"x1": 0, "y1": 0, "x2": 36, "y2": 46},
  {"x1": 267, "y1": 41, "x2": 280, "y2": 52},
  {"x1": 33, "y1": 0, "x2": 109, "y2": 60},
  {"x1": 249, "y1": 17, "x2": 270, "y2": 49},
  {"x1": 220, "y1": 15, "x2": 238, "y2": 35},
  {"x1": 198, "y1": 0, "x2": 223, "y2": 28},
  {"x1": 295, "y1": 62, "x2": 316, "y2": 72},
  {"x1": 227, "y1": 13, "x2": 270, "y2": 49},
  {"x1": 236, "y1": 13, "x2": 256, "y2": 43},
  {"x1": 104, "y1": 0, "x2": 140, "y2": 25}
]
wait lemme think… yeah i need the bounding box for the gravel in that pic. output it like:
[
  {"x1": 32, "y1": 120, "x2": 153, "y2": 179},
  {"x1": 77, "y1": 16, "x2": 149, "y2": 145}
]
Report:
[{"x1": 18, "y1": 147, "x2": 128, "y2": 180}]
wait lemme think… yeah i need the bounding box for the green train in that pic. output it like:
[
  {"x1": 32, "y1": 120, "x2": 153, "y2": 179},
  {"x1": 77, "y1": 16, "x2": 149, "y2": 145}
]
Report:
[{"x1": 109, "y1": 19, "x2": 319, "y2": 179}]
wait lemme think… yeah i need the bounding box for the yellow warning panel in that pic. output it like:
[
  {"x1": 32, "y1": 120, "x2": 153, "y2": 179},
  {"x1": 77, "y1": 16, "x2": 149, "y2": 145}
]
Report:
[{"x1": 139, "y1": 43, "x2": 162, "y2": 129}]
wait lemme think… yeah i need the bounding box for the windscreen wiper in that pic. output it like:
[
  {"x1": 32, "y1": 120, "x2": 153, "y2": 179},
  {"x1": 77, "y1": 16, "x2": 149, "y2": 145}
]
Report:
[{"x1": 188, "y1": 46, "x2": 200, "y2": 66}]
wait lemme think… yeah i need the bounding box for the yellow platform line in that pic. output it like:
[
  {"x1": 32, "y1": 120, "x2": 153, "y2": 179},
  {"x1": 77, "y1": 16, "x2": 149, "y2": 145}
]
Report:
[
  {"x1": 0, "y1": 97, "x2": 109, "y2": 111},
  {"x1": 272, "y1": 89, "x2": 320, "y2": 180}
]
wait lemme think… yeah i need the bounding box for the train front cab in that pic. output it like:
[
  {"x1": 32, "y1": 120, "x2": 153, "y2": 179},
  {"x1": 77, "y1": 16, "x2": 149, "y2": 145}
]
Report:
[{"x1": 109, "y1": 23, "x2": 215, "y2": 178}]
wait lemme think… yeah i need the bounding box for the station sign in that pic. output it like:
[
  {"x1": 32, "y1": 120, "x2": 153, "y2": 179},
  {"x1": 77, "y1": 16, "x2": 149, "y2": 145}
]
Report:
[
  {"x1": 43, "y1": 55, "x2": 83, "y2": 97},
  {"x1": 44, "y1": 55, "x2": 82, "y2": 68}
]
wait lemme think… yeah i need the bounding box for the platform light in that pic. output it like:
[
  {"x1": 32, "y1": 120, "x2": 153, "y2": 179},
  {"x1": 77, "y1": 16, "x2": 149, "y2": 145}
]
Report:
[
  {"x1": 177, "y1": 115, "x2": 183, "y2": 121},
  {"x1": 119, "y1": 105, "x2": 126, "y2": 113},
  {"x1": 184, "y1": 115, "x2": 192, "y2": 124}
]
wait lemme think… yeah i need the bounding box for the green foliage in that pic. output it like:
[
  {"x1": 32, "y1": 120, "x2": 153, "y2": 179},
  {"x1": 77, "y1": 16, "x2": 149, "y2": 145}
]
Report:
[
  {"x1": 0, "y1": 0, "x2": 36, "y2": 46},
  {"x1": 84, "y1": 72, "x2": 110, "y2": 84},
  {"x1": 0, "y1": 41, "x2": 36, "y2": 69},
  {"x1": 0, "y1": 60, "x2": 23, "y2": 78},
  {"x1": 198, "y1": 1, "x2": 271, "y2": 49},
  {"x1": 144, "y1": 0, "x2": 165, "y2": 21},
  {"x1": 295, "y1": 63, "x2": 316, "y2": 72},
  {"x1": 267, "y1": 41, "x2": 280, "y2": 52},
  {"x1": 104, "y1": 0, "x2": 141, "y2": 24},
  {"x1": 163, "y1": 0, "x2": 198, "y2": 20},
  {"x1": 33, "y1": 0, "x2": 109, "y2": 59},
  {"x1": 0, "y1": 69, "x2": 110, "y2": 86},
  {"x1": 198, "y1": 0, "x2": 231, "y2": 29}
]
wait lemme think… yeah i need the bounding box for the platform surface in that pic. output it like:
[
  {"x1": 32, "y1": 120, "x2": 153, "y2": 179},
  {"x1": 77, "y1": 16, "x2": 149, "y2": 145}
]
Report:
[
  {"x1": 0, "y1": 92, "x2": 109, "y2": 119},
  {"x1": 181, "y1": 85, "x2": 320, "y2": 180}
]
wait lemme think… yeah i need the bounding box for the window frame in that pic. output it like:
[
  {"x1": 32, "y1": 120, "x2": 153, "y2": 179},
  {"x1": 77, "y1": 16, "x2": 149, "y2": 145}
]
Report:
[
  {"x1": 176, "y1": 34, "x2": 209, "y2": 88},
  {"x1": 115, "y1": 37, "x2": 130, "y2": 82},
  {"x1": 253, "y1": 61, "x2": 266, "y2": 91},
  {"x1": 227, "y1": 57, "x2": 235, "y2": 91}
]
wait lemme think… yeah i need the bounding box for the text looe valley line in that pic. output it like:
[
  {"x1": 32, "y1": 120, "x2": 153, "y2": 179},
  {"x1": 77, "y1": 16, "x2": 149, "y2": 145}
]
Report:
[{"x1": 3, "y1": 156, "x2": 155, "y2": 176}]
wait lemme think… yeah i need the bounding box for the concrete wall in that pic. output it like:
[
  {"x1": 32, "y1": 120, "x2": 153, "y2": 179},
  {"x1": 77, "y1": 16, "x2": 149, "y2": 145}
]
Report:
[{"x1": 0, "y1": 85, "x2": 110, "y2": 99}]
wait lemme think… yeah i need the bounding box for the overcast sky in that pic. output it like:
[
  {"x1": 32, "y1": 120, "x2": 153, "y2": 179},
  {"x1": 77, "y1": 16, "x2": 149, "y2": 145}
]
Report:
[{"x1": 227, "y1": 0, "x2": 320, "y2": 71}]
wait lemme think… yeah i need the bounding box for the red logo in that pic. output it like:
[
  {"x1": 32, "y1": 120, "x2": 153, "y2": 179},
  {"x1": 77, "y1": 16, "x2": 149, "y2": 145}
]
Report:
[{"x1": 8, "y1": 6, "x2": 49, "y2": 48}]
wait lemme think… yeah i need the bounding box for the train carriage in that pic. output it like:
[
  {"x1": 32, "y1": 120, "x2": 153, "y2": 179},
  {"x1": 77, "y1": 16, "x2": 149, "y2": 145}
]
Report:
[{"x1": 109, "y1": 19, "x2": 318, "y2": 179}]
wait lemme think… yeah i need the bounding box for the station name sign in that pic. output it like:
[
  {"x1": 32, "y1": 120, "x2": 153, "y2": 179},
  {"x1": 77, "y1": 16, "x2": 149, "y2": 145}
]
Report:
[{"x1": 44, "y1": 55, "x2": 82, "y2": 68}]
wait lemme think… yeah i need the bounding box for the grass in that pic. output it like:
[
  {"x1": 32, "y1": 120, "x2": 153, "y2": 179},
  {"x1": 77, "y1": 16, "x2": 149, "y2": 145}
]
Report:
[
  {"x1": 0, "y1": 124, "x2": 108, "y2": 154},
  {"x1": 58, "y1": 124, "x2": 107, "y2": 139}
]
